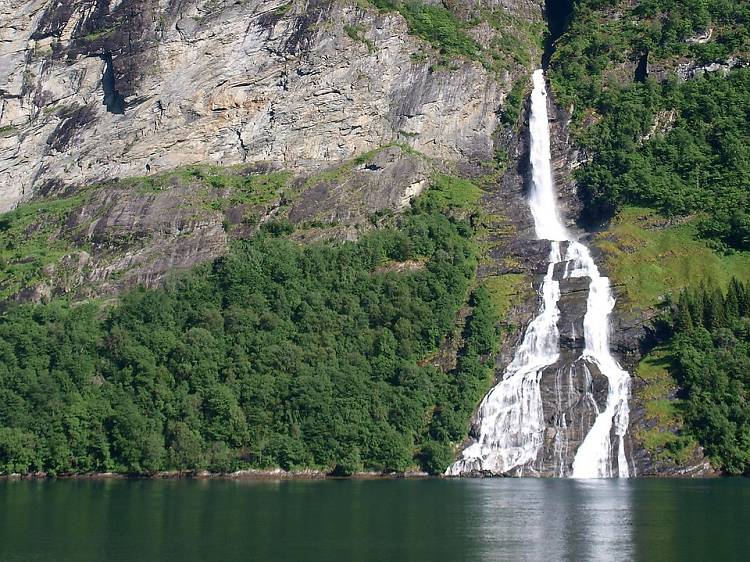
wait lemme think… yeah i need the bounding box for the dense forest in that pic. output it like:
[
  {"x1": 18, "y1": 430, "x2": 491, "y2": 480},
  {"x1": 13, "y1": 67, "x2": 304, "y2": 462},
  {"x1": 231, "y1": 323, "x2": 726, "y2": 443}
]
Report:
[
  {"x1": 0, "y1": 189, "x2": 499, "y2": 476},
  {"x1": 666, "y1": 281, "x2": 750, "y2": 475},
  {"x1": 550, "y1": 0, "x2": 750, "y2": 249}
]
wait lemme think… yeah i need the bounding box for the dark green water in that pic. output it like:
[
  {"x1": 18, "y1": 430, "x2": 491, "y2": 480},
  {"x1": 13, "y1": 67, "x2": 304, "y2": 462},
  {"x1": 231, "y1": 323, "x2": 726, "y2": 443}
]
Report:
[{"x1": 1, "y1": 478, "x2": 747, "y2": 561}]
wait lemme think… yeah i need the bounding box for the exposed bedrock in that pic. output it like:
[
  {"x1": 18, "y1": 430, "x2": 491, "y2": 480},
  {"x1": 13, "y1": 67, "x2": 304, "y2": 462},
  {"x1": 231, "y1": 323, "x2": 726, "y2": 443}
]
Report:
[{"x1": 0, "y1": 0, "x2": 543, "y2": 211}]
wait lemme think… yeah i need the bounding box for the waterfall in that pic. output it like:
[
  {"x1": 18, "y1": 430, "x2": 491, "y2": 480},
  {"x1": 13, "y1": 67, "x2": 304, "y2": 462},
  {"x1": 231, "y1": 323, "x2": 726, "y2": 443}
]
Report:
[
  {"x1": 565, "y1": 243, "x2": 631, "y2": 478},
  {"x1": 445, "y1": 241, "x2": 562, "y2": 475},
  {"x1": 447, "y1": 69, "x2": 631, "y2": 478}
]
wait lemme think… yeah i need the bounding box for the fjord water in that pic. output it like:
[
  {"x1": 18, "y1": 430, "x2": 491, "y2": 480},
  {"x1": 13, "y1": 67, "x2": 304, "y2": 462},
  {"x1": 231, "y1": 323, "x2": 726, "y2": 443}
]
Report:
[
  {"x1": 1, "y1": 479, "x2": 749, "y2": 562},
  {"x1": 449, "y1": 70, "x2": 630, "y2": 477}
]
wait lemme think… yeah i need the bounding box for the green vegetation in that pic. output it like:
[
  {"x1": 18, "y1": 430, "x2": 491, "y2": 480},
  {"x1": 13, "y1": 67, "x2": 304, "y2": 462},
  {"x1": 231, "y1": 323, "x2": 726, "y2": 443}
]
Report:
[
  {"x1": 550, "y1": 1, "x2": 750, "y2": 249},
  {"x1": 500, "y1": 78, "x2": 528, "y2": 125},
  {"x1": 80, "y1": 27, "x2": 117, "y2": 42},
  {"x1": 657, "y1": 280, "x2": 750, "y2": 474},
  {"x1": 573, "y1": 71, "x2": 750, "y2": 248},
  {"x1": 124, "y1": 165, "x2": 291, "y2": 207},
  {"x1": 0, "y1": 196, "x2": 86, "y2": 300},
  {"x1": 550, "y1": 0, "x2": 750, "y2": 111},
  {"x1": 344, "y1": 24, "x2": 375, "y2": 51},
  {"x1": 367, "y1": 1, "x2": 480, "y2": 62},
  {"x1": 422, "y1": 173, "x2": 483, "y2": 211},
  {"x1": 632, "y1": 348, "x2": 698, "y2": 465},
  {"x1": 272, "y1": 2, "x2": 292, "y2": 17},
  {"x1": 594, "y1": 207, "x2": 750, "y2": 310},
  {"x1": 0, "y1": 181, "x2": 502, "y2": 476},
  {"x1": 480, "y1": 9, "x2": 542, "y2": 69},
  {"x1": 482, "y1": 274, "x2": 530, "y2": 320},
  {"x1": 365, "y1": 1, "x2": 542, "y2": 74}
]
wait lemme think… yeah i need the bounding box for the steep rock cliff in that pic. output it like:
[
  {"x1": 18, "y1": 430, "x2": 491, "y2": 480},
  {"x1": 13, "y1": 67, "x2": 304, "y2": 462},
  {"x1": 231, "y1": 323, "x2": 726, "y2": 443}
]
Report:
[{"x1": 0, "y1": 0, "x2": 543, "y2": 211}]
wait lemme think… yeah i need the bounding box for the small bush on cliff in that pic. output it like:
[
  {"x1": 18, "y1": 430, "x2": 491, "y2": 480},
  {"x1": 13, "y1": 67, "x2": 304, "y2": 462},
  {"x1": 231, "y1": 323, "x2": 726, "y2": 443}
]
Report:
[{"x1": 367, "y1": 1, "x2": 480, "y2": 62}]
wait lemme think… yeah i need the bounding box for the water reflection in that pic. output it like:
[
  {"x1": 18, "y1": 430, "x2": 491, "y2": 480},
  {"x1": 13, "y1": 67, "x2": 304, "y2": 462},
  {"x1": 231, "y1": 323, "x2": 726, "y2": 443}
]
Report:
[
  {"x1": 470, "y1": 479, "x2": 633, "y2": 561},
  {"x1": 0, "y1": 478, "x2": 748, "y2": 562}
]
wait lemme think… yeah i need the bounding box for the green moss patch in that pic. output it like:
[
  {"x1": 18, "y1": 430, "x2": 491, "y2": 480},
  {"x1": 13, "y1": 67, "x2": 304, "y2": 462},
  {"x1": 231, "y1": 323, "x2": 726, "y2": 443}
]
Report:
[
  {"x1": 634, "y1": 346, "x2": 699, "y2": 465},
  {"x1": 482, "y1": 274, "x2": 531, "y2": 320},
  {"x1": 422, "y1": 173, "x2": 483, "y2": 211},
  {"x1": 0, "y1": 195, "x2": 87, "y2": 299}
]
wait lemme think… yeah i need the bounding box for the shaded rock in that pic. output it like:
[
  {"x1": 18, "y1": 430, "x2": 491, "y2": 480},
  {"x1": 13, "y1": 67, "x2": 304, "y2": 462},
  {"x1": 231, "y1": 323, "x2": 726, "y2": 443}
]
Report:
[
  {"x1": 555, "y1": 273, "x2": 588, "y2": 351},
  {"x1": 63, "y1": 182, "x2": 227, "y2": 296}
]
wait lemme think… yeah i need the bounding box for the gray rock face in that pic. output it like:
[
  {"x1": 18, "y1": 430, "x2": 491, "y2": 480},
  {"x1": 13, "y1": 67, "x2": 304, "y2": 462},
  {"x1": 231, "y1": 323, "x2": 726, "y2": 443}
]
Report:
[
  {"x1": 64, "y1": 182, "x2": 228, "y2": 296},
  {"x1": 0, "y1": 0, "x2": 542, "y2": 211},
  {"x1": 288, "y1": 145, "x2": 429, "y2": 228}
]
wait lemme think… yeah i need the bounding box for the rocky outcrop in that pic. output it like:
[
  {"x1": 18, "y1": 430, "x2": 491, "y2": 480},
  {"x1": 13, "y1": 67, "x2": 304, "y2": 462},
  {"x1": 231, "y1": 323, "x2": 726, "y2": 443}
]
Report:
[
  {"x1": 2, "y1": 144, "x2": 442, "y2": 300},
  {"x1": 0, "y1": 0, "x2": 544, "y2": 211},
  {"x1": 287, "y1": 145, "x2": 430, "y2": 236}
]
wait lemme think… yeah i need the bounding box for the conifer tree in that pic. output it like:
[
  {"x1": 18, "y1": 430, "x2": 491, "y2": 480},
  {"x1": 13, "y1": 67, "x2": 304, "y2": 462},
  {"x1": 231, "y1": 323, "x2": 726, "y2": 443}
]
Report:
[
  {"x1": 706, "y1": 288, "x2": 728, "y2": 330},
  {"x1": 726, "y1": 278, "x2": 742, "y2": 321},
  {"x1": 675, "y1": 291, "x2": 694, "y2": 333},
  {"x1": 740, "y1": 281, "x2": 750, "y2": 318},
  {"x1": 687, "y1": 288, "x2": 703, "y2": 328},
  {"x1": 699, "y1": 282, "x2": 713, "y2": 328}
]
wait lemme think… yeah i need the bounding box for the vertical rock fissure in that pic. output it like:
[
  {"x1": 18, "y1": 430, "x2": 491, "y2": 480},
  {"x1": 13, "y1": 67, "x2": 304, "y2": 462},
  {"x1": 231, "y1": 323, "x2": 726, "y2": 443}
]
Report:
[
  {"x1": 543, "y1": 0, "x2": 574, "y2": 67},
  {"x1": 101, "y1": 52, "x2": 125, "y2": 114}
]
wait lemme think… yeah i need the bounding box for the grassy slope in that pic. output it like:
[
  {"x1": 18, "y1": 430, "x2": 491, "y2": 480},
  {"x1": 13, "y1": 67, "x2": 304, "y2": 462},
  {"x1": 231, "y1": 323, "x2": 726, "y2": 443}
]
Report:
[
  {"x1": 632, "y1": 347, "x2": 698, "y2": 465},
  {"x1": 595, "y1": 207, "x2": 750, "y2": 312},
  {"x1": 595, "y1": 206, "x2": 750, "y2": 464}
]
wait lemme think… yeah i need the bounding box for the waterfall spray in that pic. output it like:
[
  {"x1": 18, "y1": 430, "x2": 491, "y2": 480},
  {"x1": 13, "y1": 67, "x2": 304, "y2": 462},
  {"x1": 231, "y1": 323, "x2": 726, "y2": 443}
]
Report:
[{"x1": 447, "y1": 69, "x2": 631, "y2": 478}]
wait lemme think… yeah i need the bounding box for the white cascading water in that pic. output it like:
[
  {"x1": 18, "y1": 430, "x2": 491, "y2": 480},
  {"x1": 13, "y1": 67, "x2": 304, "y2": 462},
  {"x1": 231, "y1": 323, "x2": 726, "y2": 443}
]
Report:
[
  {"x1": 447, "y1": 69, "x2": 631, "y2": 478},
  {"x1": 445, "y1": 241, "x2": 561, "y2": 475}
]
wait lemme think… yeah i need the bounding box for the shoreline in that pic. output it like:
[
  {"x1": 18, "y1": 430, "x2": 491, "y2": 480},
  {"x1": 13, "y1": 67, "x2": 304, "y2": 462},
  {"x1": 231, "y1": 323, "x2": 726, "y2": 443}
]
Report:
[
  {"x1": 0, "y1": 469, "x2": 730, "y2": 481},
  {"x1": 0, "y1": 469, "x2": 433, "y2": 481}
]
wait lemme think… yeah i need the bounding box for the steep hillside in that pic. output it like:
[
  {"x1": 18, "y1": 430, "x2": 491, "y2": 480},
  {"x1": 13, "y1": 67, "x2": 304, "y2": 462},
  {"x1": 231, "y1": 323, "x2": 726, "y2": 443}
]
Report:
[
  {"x1": 0, "y1": 0, "x2": 550, "y2": 476},
  {"x1": 1, "y1": 0, "x2": 747, "y2": 477},
  {"x1": 548, "y1": 0, "x2": 749, "y2": 475}
]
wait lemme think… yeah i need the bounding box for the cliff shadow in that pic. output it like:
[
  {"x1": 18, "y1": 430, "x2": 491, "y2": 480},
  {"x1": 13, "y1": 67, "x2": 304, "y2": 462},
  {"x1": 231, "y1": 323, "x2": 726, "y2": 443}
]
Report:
[{"x1": 542, "y1": 0, "x2": 574, "y2": 68}]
